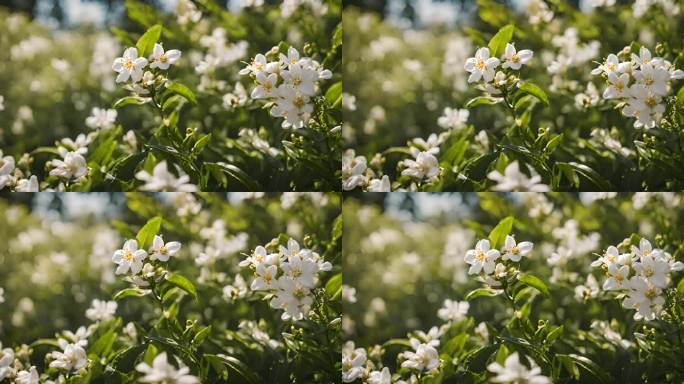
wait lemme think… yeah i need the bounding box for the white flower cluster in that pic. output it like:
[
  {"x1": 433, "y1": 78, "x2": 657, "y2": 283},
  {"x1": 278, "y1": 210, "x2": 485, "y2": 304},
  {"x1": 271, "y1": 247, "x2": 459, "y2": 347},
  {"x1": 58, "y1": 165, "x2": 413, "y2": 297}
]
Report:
[
  {"x1": 487, "y1": 161, "x2": 550, "y2": 192},
  {"x1": 592, "y1": 46, "x2": 684, "y2": 128},
  {"x1": 464, "y1": 44, "x2": 533, "y2": 90},
  {"x1": 136, "y1": 352, "x2": 199, "y2": 384},
  {"x1": 592, "y1": 238, "x2": 683, "y2": 320},
  {"x1": 240, "y1": 238, "x2": 331, "y2": 321},
  {"x1": 112, "y1": 236, "x2": 181, "y2": 279},
  {"x1": 342, "y1": 149, "x2": 391, "y2": 192},
  {"x1": 240, "y1": 47, "x2": 332, "y2": 129},
  {"x1": 135, "y1": 161, "x2": 198, "y2": 192},
  {"x1": 0, "y1": 150, "x2": 39, "y2": 192},
  {"x1": 488, "y1": 352, "x2": 551, "y2": 384},
  {"x1": 112, "y1": 44, "x2": 181, "y2": 94},
  {"x1": 465, "y1": 236, "x2": 533, "y2": 286}
]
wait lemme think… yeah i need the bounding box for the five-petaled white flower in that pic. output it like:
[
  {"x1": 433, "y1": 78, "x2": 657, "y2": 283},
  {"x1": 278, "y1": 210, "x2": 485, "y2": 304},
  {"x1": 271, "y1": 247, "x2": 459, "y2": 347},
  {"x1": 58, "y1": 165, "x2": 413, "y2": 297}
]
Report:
[
  {"x1": 149, "y1": 43, "x2": 181, "y2": 70},
  {"x1": 501, "y1": 235, "x2": 533, "y2": 262},
  {"x1": 487, "y1": 352, "x2": 551, "y2": 384},
  {"x1": 401, "y1": 149, "x2": 440, "y2": 182},
  {"x1": 113, "y1": 47, "x2": 149, "y2": 83},
  {"x1": 487, "y1": 161, "x2": 550, "y2": 192},
  {"x1": 401, "y1": 338, "x2": 440, "y2": 372},
  {"x1": 251, "y1": 72, "x2": 279, "y2": 99},
  {"x1": 15, "y1": 366, "x2": 39, "y2": 384},
  {"x1": 367, "y1": 175, "x2": 391, "y2": 192},
  {"x1": 112, "y1": 239, "x2": 148, "y2": 274},
  {"x1": 464, "y1": 47, "x2": 500, "y2": 83},
  {"x1": 49, "y1": 149, "x2": 88, "y2": 181},
  {"x1": 502, "y1": 43, "x2": 533, "y2": 70},
  {"x1": 270, "y1": 276, "x2": 313, "y2": 321},
  {"x1": 0, "y1": 342, "x2": 14, "y2": 381},
  {"x1": 136, "y1": 352, "x2": 200, "y2": 384},
  {"x1": 368, "y1": 367, "x2": 392, "y2": 384},
  {"x1": 342, "y1": 341, "x2": 366, "y2": 383},
  {"x1": 150, "y1": 235, "x2": 181, "y2": 262},
  {"x1": 603, "y1": 264, "x2": 630, "y2": 290},
  {"x1": 49, "y1": 339, "x2": 87, "y2": 373},
  {"x1": 623, "y1": 276, "x2": 664, "y2": 321},
  {"x1": 251, "y1": 264, "x2": 278, "y2": 291},
  {"x1": 85, "y1": 299, "x2": 117, "y2": 322},
  {"x1": 465, "y1": 239, "x2": 501, "y2": 275},
  {"x1": 437, "y1": 299, "x2": 469, "y2": 322},
  {"x1": 136, "y1": 161, "x2": 198, "y2": 192},
  {"x1": 85, "y1": 107, "x2": 117, "y2": 130}
]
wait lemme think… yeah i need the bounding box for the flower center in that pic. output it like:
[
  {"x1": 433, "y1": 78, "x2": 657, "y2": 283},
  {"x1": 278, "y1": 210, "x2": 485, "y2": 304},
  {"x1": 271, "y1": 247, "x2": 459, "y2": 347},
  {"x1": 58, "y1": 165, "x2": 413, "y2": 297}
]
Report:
[
  {"x1": 123, "y1": 250, "x2": 135, "y2": 262},
  {"x1": 643, "y1": 266, "x2": 653, "y2": 277},
  {"x1": 292, "y1": 76, "x2": 302, "y2": 86},
  {"x1": 645, "y1": 95, "x2": 658, "y2": 108},
  {"x1": 511, "y1": 54, "x2": 520, "y2": 63},
  {"x1": 159, "y1": 246, "x2": 168, "y2": 255},
  {"x1": 293, "y1": 287, "x2": 306, "y2": 299},
  {"x1": 159, "y1": 54, "x2": 168, "y2": 63},
  {"x1": 645, "y1": 287, "x2": 658, "y2": 299},
  {"x1": 475, "y1": 251, "x2": 486, "y2": 262},
  {"x1": 644, "y1": 76, "x2": 654, "y2": 86},
  {"x1": 606, "y1": 62, "x2": 616, "y2": 71},
  {"x1": 293, "y1": 95, "x2": 306, "y2": 109},
  {"x1": 511, "y1": 246, "x2": 520, "y2": 255},
  {"x1": 123, "y1": 58, "x2": 135, "y2": 71},
  {"x1": 291, "y1": 267, "x2": 302, "y2": 278},
  {"x1": 475, "y1": 59, "x2": 486, "y2": 71}
]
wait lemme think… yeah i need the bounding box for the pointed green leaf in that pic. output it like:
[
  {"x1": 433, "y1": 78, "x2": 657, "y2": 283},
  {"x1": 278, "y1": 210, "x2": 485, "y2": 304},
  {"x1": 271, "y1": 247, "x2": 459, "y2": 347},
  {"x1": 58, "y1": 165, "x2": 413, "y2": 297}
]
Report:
[
  {"x1": 135, "y1": 216, "x2": 162, "y2": 250},
  {"x1": 487, "y1": 24, "x2": 514, "y2": 58},
  {"x1": 488, "y1": 216, "x2": 514, "y2": 249},
  {"x1": 136, "y1": 24, "x2": 162, "y2": 58}
]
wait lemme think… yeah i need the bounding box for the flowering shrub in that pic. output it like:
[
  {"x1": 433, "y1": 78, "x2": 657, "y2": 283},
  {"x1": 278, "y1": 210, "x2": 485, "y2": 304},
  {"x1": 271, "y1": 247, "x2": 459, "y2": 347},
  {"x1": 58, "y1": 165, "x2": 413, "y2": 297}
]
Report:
[
  {"x1": 0, "y1": 1, "x2": 341, "y2": 191},
  {"x1": 343, "y1": 3, "x2": 684, "y2": 191},
  {"x1": 0, "y1": 192, "x2": 341, "y2": 383},
  {"x1": 343, "y1": 192, "x2": 684, "y2": 383}
]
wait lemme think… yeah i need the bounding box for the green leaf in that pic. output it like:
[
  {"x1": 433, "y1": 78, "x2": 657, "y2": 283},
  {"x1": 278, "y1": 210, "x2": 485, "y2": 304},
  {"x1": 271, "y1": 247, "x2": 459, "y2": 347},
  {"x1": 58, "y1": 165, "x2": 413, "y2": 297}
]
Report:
[
  {"x1": 113, "y1": 96, "x2": 147, "y2": 109},
  {"x1": 488, "y1": 216, "x2": 514, "y2": 249},
  {"x1": 192, "y1": 325, "x2": 212, "y2": 347},
  {"x1": 204, "y1": 354, "x2": 260, "y2": 384},
  {"x1": 166, "y1": 82, "x2": 197, "y2": 105},
  {"x1": 135, "y1": 24, "x2": 162, "y2": 58},
  {"x1": 555, "y1": 354, "x2": 612, "y2": 383},
  {"x1": 203, "y1": 162, "x2": 261, "y2": 191},
  {"x1": 465, "y1": 96, "x2": 499, "y2": 108},
  {"x1": 166, "y1": 273, "x2": 198, "y2": 301},
  {"x1": 544, "y1": 134, "x2": 563, "y2": 154},
  {"x1": 677, "y1": 277, "x2": 684, "y2": 295},
  {"x1": 30, "y1": 338, "x2": 61, "y2": 348},
  {"x1": 192, "y1": 134, "x2": 211, "y2": 155},
  {"x1": 325, "y1": 273, "x2": 342, "y2": 300},
  {"x1": 325, "y1": 81, "x2": 342, "y2": 108},
  {"x1": 466, "y1": 287, "x2": 499, "y2": 300},
  {"x1": 113, "y1": 288, "x2": 146, "y2": 300},
  {"x1": 135, "y1": 216, "x2": 162, "y2": 250},
  {"x1": 518, "y1": 274, "x2": 550, "y2": 297},
  {"x1": 487, "y1": 24, "x2": 514, "y2": 58},
  {"x1": 90, "y1": 328, "x2": 117, "y2": 357},
  {"x1": 517, "y1": 82, "x2": 549, "y2": 106},
  {"x1": 555, "y1": 162, "x2": 613, "y2": 191}
]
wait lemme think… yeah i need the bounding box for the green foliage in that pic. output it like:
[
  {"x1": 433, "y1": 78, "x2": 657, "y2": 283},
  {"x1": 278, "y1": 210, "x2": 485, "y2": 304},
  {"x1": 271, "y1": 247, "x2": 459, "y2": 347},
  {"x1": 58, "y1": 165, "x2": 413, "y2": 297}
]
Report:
[{"x1": 487, "y1": 24, "x2": 515, "y2": 58}]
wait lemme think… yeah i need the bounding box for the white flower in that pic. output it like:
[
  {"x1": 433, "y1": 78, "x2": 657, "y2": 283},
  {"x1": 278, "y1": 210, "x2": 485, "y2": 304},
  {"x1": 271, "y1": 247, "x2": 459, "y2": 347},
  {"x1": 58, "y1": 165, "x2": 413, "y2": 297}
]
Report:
[
  {"x1": 437, "y1": 107, "x2": 469, "y2": 130},
  {"x1": 0, "y1": 343, "x2": 13, "y2": 381},
  {"x1": 624, "y1": 85, "x2": 664, "y2": 129},
  {"x1": 342, "y1": 149, "x2": 367, "y2": 191},
  {"x1": 591, "y1": 54, "x2": 621, "y2": 75},
  {"x1": 631, "y1": 238, "x2": 655, "y2": 259},
  {"x1": 523, "y1": 0, "x2": 554, "y2": 24},
  {"x1": 437, "y1": 299, "x2": 469, "y2": 322},
  {"x1": 149, "y1": 44, "x2": 181, "y2": 70},
  {"x1": 281, "y1": 61, "x2": 318, "y2": 96},
  {"x1": 112, "y1": 239, "x2": 148, "y2": 275},
  {"x1": 86, "y1": 299, "x2": 117, "y2": 322},
  {"x1": 367, "y1": 175, "x2": 391, "y2": 192},
  {"x1": 623, "y1": 276, "x2": 664, "y2": 320},
  {"x1": 603, "y1": 72, "x2": 630, "y2": 99},
  {"x1": 239, "y1": 54, "x2": 270, "y2": 76},
  {"x1": 150, "y1": 235, "x2": 181, "y2": 262},
  {"x1": 502, "y1": 43, "x2": 533, "y2": 70},
  {"x1": 401, "y1": 339, "x2": 440, "y2": 372},
  {"x1": 85, "y1": 107, "x2": 117, "y2": 130},
  {"x1": 239, "y1": 245, "x2": 280, "y2": 268},
  {"x1": 342, "y1": 341, "x2": 367, "y2": 383},
  {"x1": 176, "y1": 0, "x2": 202, "y2": 25},
  {"x1": 49, "y1": 340, "x2": 87, "y2": 373},
  {"x1": 464, "y1": 47, "x2": 500, "y2": 83},
  {"x1": 136, "y1": 161, "x2": 198, "y2": 192},
  {"x1": 631, "y1": 46, "x2": 653, "y2": 68},
  {"x1": 401, "y1": 149, "x2": 440, "y2": 182},
  {"x1": 251, "y1": 264, "x2": 278, "y2": 291},
  {"x1": 136, "y1": 352, "x2": 200, "y2": 384},
  {"x1": 487, "y1": 161, "x2": 550, "y2": 192},
  {"x1": 251, "y1": 72, "x2": 278, "y2": 99},
  {"x1": 591, "y1": 245, "x2": 627, "y2": 267},
  {"x1": 113, "y1": 47, "x2": 149, "y2": 83},
  {"x1": 16, "y1": 366, "x2": 39, "y2": 384},
  {"x1": 273, "y1": 85, "x2": 313, "y2": 128},
  {"x1": 501, "y1": 235, "x2": 533, "y2": 262},
  {"x1": 633, "y1": 254, "x2": 670, "y2": 288},
  {"x1": 633, "y1": 63, "x2": 670, "y2": 96},
  {"x1": 281, "y1": 254, "x2": 319, "y2": 288},
  {"x1": 61, "y1": 326, "x2": 90, "y2": 348},
  {"x1": 603, "y1": 264, "x2": 630, "y2": 290},
  {"x1": 49, "y1": 150, "x2": 88, "y2": 181},
  {"x1": 465, "y1": 239, "x2": 501, "y2": 275},
  {"x1": 487, "y1": 352, "x2": 551, "y2": 384},
  {"x1": 368, "y1": 367, "x2": 392, "y2": 384},
  {"x1": 270, "y1": 276, "x2": 313, "y2": 321},
  {"x1": 0, "y1": 152, "x2": 15, "y2": 190}
]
